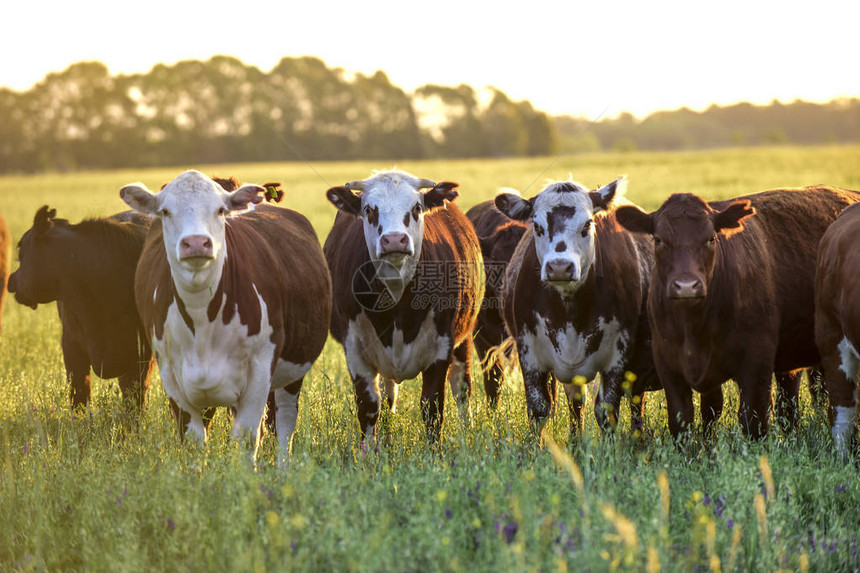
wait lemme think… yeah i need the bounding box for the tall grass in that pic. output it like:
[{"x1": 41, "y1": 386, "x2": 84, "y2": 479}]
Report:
[{"x1": 0, "y1": 147, "x2": 858, "y2": 571}]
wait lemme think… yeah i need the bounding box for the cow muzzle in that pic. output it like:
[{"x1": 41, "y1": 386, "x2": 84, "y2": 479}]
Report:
[
  {"x1": 7, "y1": 273, "x2": 39, "y2": 309},
  {"x1": 668, "y1": 277, "x2": 705, "y2": 299},
  {"x1": 378, "y1": 232, "x2": 412, "y2": 258},
  {"x1": 544, "y1": 259, "x2": 580, "y2": 283},
  {"x1": 179, "y1": 235, "x2": 214, "y2": 261}
]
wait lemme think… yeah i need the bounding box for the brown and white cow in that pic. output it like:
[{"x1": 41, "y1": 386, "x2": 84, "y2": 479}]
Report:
[
  {"x1": 815, "y1": 201, "x2": 860, "y2": 454},
  {"x1": 496, "y1": 177, "x2": 659, "y2": 440},
  {"x1": 465, "y1": 200, "x2": 528, "y2": 408},
  {"x1": 8, "y1": 206, "x2": 154, "y2": 410},
  {"x1": 121, "y1": 170, "x2": 331, "y2": 463},
  {"x1": 617, "y1": 185, "x2": 860, "y2": 439},
  {"x1": 0, "y1": 213, "x2": 9, "y2": 335},
  {"x1": 324, "y1": 170, "x2": 484, "y2": 448}
]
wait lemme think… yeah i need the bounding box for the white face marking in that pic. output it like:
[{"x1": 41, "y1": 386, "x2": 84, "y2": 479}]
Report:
[
  {"x1": 530, "y1": 182, "x2": 597, "y2": 289},
  {"x1": 357, "y1": 171, "x2": 431, "y2": 280},
  {"x1": 344, "y1": 310, "x2": 451, "y2": 382},
  {"x1": 518, "y1": 313, "x2": 627, "y2": 383},
  {"x1": 837, "y1": 337, "x2": 859, "y2": 380}
]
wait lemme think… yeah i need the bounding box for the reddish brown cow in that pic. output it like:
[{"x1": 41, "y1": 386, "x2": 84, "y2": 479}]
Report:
[
  {"x1": 815, "y1": 202, "x2": 860, "y2": 454},
  {"x1": 325, "y1": 170, "x2": 484, "y2": 448},
  {"x1": 0, "y1": 214, "x2": 9, "y2": 334},
  {"x1": 465, "y1": 200, "x2": 528, "y2": 407},
  {"x1": 122, "y1": 170, "x2": 331, "y2": 464},
  {"x1": 617, "y1": 186, "x2": 860, "y2": 439},
  {"x1": 7, "y1": 206, "x2": 154, "y2": 410}
]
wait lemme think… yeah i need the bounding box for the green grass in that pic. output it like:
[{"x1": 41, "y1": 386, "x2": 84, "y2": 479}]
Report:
[{"x1": 1, "y1": 146, "x2": 859, "y2": 572}]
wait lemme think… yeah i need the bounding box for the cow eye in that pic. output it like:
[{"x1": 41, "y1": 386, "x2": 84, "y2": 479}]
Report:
[
  {"x1": 217, "y1": 206, "x2": 228, "y2": 217},
  {"x1": 653, "y1": 236, "x2": 662, "y2": 246},
  {"x1": 534, "y1": 224, "x2": 545, "y2": 237},
  {"x1": 412, "y1": 203, "x2": 422, "y2": 217},
  {"x1": 581, "y1": 220, "x2": 592, "y2": 237},
  {"x1": 160, "y1": 208, "x2": 171, "y2": 218},
  {"x1": 707, "y1": 235, "x2": 716, "y2": 246}
]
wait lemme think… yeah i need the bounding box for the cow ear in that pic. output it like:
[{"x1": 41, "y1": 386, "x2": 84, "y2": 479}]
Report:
[
  {"x1": 226, "y1": 184, "x2": 265, "y2": 211},
  {"x1": 33, "y1": 205, "x2": 57, "y2": 235},
  {"x1": 714, "y1": 200, "x2": 755, "y2": 237},
  {"x1": 326, "y1": 186, "x2": 362, "y2": 215},
  {"x1": 591, "y1": 175, "x2": 627, "y2": 212},
  {"x1": 615, "y1": 205, "x2": 654, "y2": 234},
  {"x1": 423, "y1": 181, "x2": 459, "y2": 212},
  {"x1": 120, "y1": 183, "x2": 160, "y2": 215},
  {"x1": 495, "y1": 191, "x2": 534, "y2": 221}
]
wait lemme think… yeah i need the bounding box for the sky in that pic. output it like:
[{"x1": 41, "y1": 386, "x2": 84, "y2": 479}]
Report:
[{"x1": 4, "y1": 0, "x2": 858, "y2": 119}]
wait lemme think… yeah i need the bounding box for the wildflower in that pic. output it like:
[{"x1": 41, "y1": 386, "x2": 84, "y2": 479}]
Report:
[
  {"x1": 445, "y1": 508, "x2": 452, "y2": 519},
  {"x1": 835, "y1": 483, "x2": 849, "y2": 493},
  {"x1": 290, "y1": 541, "x2": 297, "y2": 553},
  {"x1": 23, "y1": 444, "x2": 29, "y2": 455},
  {"x1": 703, "y1": 495, "x2": 711, "y2": 505},
  {"x1": 116, "y1": 497, "x2": 122, "y2": 506},
  {"x1": 726, "y1": 519, "x2": 734, "y2": 529},
  {"x1": 167, "y1": 518, "x2": 175, "y2": 531},
  {"x1": 503, "y1": 522, "x2": 518, "y2": 544},
  {"x1": 436, "y1": 490, "x2": 448, "y2": 503}
]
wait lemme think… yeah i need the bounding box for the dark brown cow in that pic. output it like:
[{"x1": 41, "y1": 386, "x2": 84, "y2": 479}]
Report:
[
  {"x1": 7, "y1": 206, "x2": 154, "y2": 410},
  {"x1": 325, "y1": 170, "x2": 484, "y2": 448},
  {"x1": 0, "y1": 214, "x2": 9, "y2": 335},
  {"x1": 617, "y1": 185, "x2": 860, "y2": 439},
  {"x1": 121, "y1": 170, "x2": 331, "y2": 464},
  {"x1": 815, "y1": 202, "x2": 860, "y2": 454},
  {"x1": 497, "y1": 177, "x2": 660, "y2": 440},
  {"x1": 465, "y1": 200, "x2": 528, "y2": 407}
]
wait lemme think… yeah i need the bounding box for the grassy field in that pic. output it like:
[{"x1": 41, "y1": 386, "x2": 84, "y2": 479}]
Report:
[{"x1": 0, "y1": 146, "x2": 859, "y2": 572}]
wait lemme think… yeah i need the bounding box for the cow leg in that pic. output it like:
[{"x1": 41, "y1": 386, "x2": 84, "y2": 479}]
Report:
[
  {"x1": 475, "y1": 333, "x2": 503, "y2": 409},
  {"x1": 381, "y1": 378, "x2": 399, "y2": 413},
  {"x1": 774, "y1": 371, "x2": 801, "y2": 433},
  {"x1": 700, "y1": 387, "x2": 723, "y2": 436},
  {"x1": 169, "y1": 398, "x2": 217, "y2": 441},
  {"x1": 520, "y1": 348, "x2": 552, "y2": 442},
  {"x1": 352, "y1": 373, "x2": 381, "y2": 452},
  {"x1": 117, "y1": 353, "x2": 154, "y2": 414},
  {"x1": 821, "y1": 340, "x2": 859, "y2": 455},
  {"x1": 274, "y1": 380, "x2": 302, "y2": 467},
  {"x1": 448, "y1": 342, "x2": 473, "y2": 427},
  {"x1": 596, "y1": 369, "x2": 625, "y2": 431},
  {"x1": 662, "y1": 373, "x2": 695, "y2": 440},
  {"x1": 421, "y1": 359, "x2": 450, "y2": 445},
  {"x1": 233, "y1": 386, "x2": 270, "y2": 463},
  {"x1": 737, "y1": 365, "x2": 772, "y2": 440},
  {"x1": 563, "y1": 381, "x2": 584, "y2": 440},
  {"x1": 61, "y1": 332, "x2": 91, "y2": 410}
]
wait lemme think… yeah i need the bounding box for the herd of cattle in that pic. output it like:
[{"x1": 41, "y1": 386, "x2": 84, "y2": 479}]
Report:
[{"x1": 1, "y1": 169, "x2": 858, "y2": 463}]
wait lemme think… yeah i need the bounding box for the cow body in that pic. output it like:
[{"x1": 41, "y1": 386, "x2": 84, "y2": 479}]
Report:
[
  {"x1": 465, "y1": 200, "x2": 528, "y2": 407},
  {"x1": 122, "y1": 171, "x2": 331, "y2": 463},
  {"x1": 0, "y1": 214, "x2": 9, "y2": 334},
  {"x1": 815, "y1": 202, "x2": 860, "y2": 453},
  {"x1": 325, "y1": 171, "x2": 483, "y2": 447},
  {"x1": 617, "y1": 185, "x2": 860, "y2": 439},
  {"x1": 497, "y1": 178, "x2": 659, "y2": 439},
  {"x1": 7, "y1": 207, "x2": 154, "y2": 409}
]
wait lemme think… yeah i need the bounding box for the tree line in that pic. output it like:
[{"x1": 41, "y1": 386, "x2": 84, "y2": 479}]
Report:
[{"x1": 0, "y1": 56, "x2": 858, "y2": 173}]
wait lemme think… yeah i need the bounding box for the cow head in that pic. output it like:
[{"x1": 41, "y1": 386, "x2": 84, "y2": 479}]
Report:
[
  {"x1": 120, "y1": 170, "x2": 265, "y2": 289},
  {"x1": 7, "y1": 205, "x2": 66, "y2": 309},
  {"x1": 326, "y1": 170, "x2": 459, "y2": 283},
  {"x1": 616, "y1": 193, "x2": 755, "y2": 300},
  {"x1": 495, "y1": 177, "x2": 626, "y2": 294}
]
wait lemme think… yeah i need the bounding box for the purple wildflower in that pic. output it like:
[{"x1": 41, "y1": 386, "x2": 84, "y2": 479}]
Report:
[
  {"x1": 828, "y1": 541, "x2": 836, "y2": 553},
  {"x1": 167, "y1": 518, "x2": 175, "y2": 530},
  {"x1": 809, "y1": 532, "x2": 816, "y2": 553},
  {"x1": 445, "y1": 508, "x2": 452, "y2": 519},
  {"x1": 703, "y1": 495, "x2": 711, "y2": 505},
  {"x1": 503, "y1": 522, "x2": 518, "y2": 544},
  {"x1": 835, "y1": 483, "x2": 849, "y2": 493},
  {"x1": 613, "y1": 473, "x2": 618, "y2": 483},
  {"x1": 291, "y1": 541, "x2": 298, "y2": 553},
  {"x1": 116, "y1": 497, "x2": 122, "y2": 506},
  {"x1": 23, "y1": 444, "x2": 29, "y2": 455},
  {"x1": 851, "y1": 537, "x2": 856, "y2": 558},
  {"x1": 726, "y1": 519, "x2": 734, "y2": 529}
]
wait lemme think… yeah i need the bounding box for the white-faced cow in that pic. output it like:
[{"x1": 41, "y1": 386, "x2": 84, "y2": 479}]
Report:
[
  {"x1": 8, "y1": 206, "x2": 154, "y2": 411},
  {"x1": 0, "y1": 214, "x2": 9, "y2": 335},
  {"x1": 121, "y1": 170, "x2": 331, "y2": 463},
  {"x1": 617, "y1": 185, "x2": 860, "y2": 440},
  {"x1": 815, "y1": 202, "x2": 860, "y2": 454},
  {"x1": 496, "y1": 177, "x2": 660, "y2": 440},
  {"x1": 324, "y1": 170, "x2": 484, "y2": 448},
  {"x1": 465, "y1": 200, "x2": 528, "y2": 408}
]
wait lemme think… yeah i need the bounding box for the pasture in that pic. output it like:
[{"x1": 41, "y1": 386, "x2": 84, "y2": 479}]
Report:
[{"x1": 1, "y1": 146, "x2": 859, "y2": 572}]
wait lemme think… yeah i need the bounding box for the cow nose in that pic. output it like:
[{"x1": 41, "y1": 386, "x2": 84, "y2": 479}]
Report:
[
  {"x1": 379, "y1": 232, "x2": 410, "y2": 255},
  {"x1": 670, "y1": 278, "x2": 704, "y2": 298},
  {"x1": 7, "y1": 271, "x2": 17, "y2": 293},
  {"x1": 545, "y1": 259, "x2": 576, "y2": 282},
  {"x1": 179, "y1": 235, "x2": 214, "y2": 259}
]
